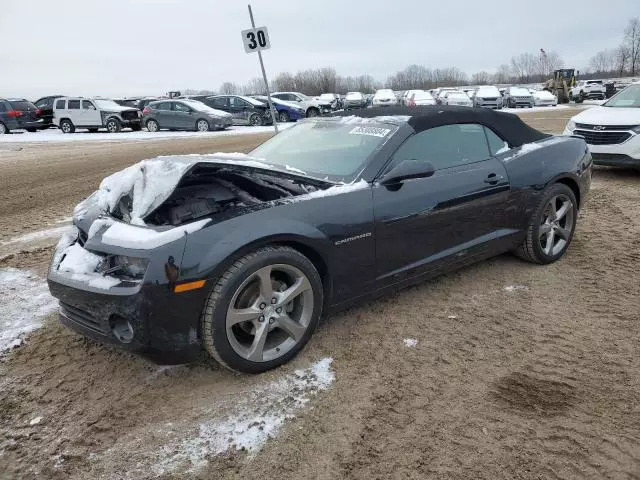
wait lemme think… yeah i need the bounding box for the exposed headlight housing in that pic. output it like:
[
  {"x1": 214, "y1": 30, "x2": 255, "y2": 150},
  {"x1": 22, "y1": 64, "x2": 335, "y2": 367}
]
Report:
[
  {"x1": 566, "y1": 120, "x2": 576, "y2": 132},
  {"x1": 99, "y1": 255, "x2": 149, "y2": 280}
]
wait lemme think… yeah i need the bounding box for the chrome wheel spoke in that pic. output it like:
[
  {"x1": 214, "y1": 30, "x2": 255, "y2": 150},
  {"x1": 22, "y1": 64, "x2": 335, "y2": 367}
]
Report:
[
  {"x1": 277, "y1": 276, "x2": 311, "y2": 306},
  {"x1": 227, "y1": 306, "x2": 261, "y2": 326},
  {"x1": 277, "y1": 314, "x2": 306, "y2": 341},
  {"x1": 555, "y1": 226, "x2": 571, "y2": 241},
  {"x1": 539, "y1": 223, "x2": 552, "y2": 236},
  {"x1": 555, "y1": 200, "x2": 572, "y2": 221},
  {"x1": 543, "y1": 229, "x2": 556, "y2": 255},
  {"x1": 546, "y1": 197, "x2": 558, "y2": 221},
  {"x1": 255, "y1": 266, "x2": 274, "y2": 301},
  {"x1": 246, "y1": 322, "x2": 269, "y2": 362}
]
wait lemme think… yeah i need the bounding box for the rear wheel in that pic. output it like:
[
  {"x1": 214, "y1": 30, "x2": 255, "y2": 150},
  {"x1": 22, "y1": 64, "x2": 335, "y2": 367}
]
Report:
[
  {"x1": 306, "y1": 108, "x2": 320, "y2": 117},
  {"x1": 196, "y1": 119, "x2": 210, "y2": 132},
  {"x1": 201, "y1": 246, "x2": 323, "y2": 373},
  {"x1": 146, "y1": 119, "x2": 159, "y2": 132},
  {"x1": 106, "y1": 118, "x2": 121, "y2": 133},
  {"x1": 575, "y1": 92, "x2": 584, "y2": 104},
  {"x1": 278, "y1": 111, "x2": 290, "y2": 122},
  {"x1": 514, "y1": 183, "x2": 577, "y2": 264},
  {"x1": 59, "y1": 119, "x2": 75, "y2": 134},
  {"x1": 0, "y1": 122, "x2": 7, "y2": 134},
  {"x1": 249, "y1": 114, "x2": 263, "y2": 126}
]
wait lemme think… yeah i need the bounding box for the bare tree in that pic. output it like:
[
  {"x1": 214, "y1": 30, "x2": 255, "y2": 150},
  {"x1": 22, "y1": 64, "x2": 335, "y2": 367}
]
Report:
[
  {"x1": 493, "y1": 64, "x2": 511, "y2": 84},
  {"x1": 510, "y1": 53, "x2": 538, "y2": 82},
  {"x1": 537, "y1": 50, "x2": 563, "y2": 80},
  {"x1": 624, "y1": 17, "x2": 640, "y2": 75},
  {"x1": 271, "y1": 72, "x2": 296, "y2": 92},
  {"x1": 589, "y1": 49, "x2": 617, "y2": 74},
  {"x1": 242, "y1": 78, "x2": 265, "y2": 95},
  {"x1": 219, "y1": 82, "x2": 240, "y2": 94},
  {"x1": 471, "y1": 71, "x2": 491, "y2": 85},
  {"x1": 615, "y1": 45, "x2": 630, "y2": 76}
]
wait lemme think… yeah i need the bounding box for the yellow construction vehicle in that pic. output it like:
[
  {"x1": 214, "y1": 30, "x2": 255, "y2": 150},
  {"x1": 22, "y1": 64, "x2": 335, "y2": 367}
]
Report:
[{"x1": 543, "y1": 69, "x2": 577, "y2": 104}]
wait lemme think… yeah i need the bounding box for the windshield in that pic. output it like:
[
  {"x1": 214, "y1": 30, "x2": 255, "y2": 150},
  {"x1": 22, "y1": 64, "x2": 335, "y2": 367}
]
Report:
[
  {"x1": 448, "y1": 92, "x2": 468, "y2": 99},
  {"x1": 249, "y1": 120, "x2": 398, "y2": 182},
  {"x1": 603, "y1": 84, "x2": 640, "y2": 108},
  {"x1": 412, "y1": 91, "x2": 432, "y2": 100},
  {"x1": 477, "y1": 87, "x2": 500, "y2": 97},
  {"x1": 510, "y1": 87, "x2": 530, "y2": 96},
  {"x1": 94, "y1": 99, "x2": 125, "y2": 109},
  {"x1": 346, "y1": 92, "x2": 363, "y2": 100},
  {"x1": 374, "y1": 89, "x2": 394, "y2": 98}
]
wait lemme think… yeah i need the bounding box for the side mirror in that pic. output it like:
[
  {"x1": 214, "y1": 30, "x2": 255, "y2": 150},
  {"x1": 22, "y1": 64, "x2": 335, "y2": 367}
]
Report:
[{"x1": 381, "y1": 160, "x2": 436, "y2": 186}]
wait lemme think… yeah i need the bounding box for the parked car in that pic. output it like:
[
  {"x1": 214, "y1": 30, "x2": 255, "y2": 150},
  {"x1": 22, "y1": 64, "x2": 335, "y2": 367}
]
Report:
[
  {"x1": 317, "y1": 93, "x2": 341, "y2": 110},
  {"x1": 0, "y1": 98, "x2": 44, "y2": 134},
  {"x1": 570, "y1": 80, "x2": 606, "y2": 103},
  {"x1": 271, "y1": 92, "x2": 332, "y2": 117},
  {"x1": 48, "y1": 106, "x2": 591, "y2": 373},
  {"x1": 442, "y1": 91, "x2": 473, "y2": 107},
  {"x1": 502, "y1": 87, "x2": 534, "y2": 108},
  {"x1": 563, "y1": 82, "x2": 640, "y2": 168},
  {"x1": 33, "y1": 95, "x2": 65, "y2": 129},
  {"x1": 473, "y1": 86, "x2": 503, "y2": 109},
  {"x1": 406, "y1": 90, "x2": 436, "y2": 106},
  {"x1": 372, "y1": 89, "x2": 398, "y2": 107},
  {"x1": 252, "y1": 95, "x2": 305, "y2": 122},
  {"x1": 532, "y1": 90, "x2": 558, "y2": 107},
  {"x1": 136, "y1": 97, "x2": 162, "y2": 111},
  {"x1": 198, "y1": 95, "x2": 273, "y2": 126},
  {"x1": 343, "y1": 92, "x2": 367, "y2": 110},
  {"x1": 435, "y1": 88, "x2": 459, "y2": 105},
  {"x1": 142, "y1": 99, "x2": 232, "y2": 132},
  {"x1": 53, "y1": 97, "x2": 142, "y2": 133}
]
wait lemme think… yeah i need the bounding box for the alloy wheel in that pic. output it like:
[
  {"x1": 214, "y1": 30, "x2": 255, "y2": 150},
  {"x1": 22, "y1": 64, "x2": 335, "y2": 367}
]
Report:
[
  {"x1": 107, "y1": 120, "x2": 118, "y2": 133},
  {"x1": 225, "y1": 263, "x2": 314, "y2": 363},
  {"x1": 197, "y1": 119, "x2": 209, "y2": 132},
  {"x1": 279, "y1": 111, "x2": 289, "y2": 122},
  {"x1": 539, "y1": 194, "x2": 574, "y2": 256},
  {"x1": 0, "y1": 123, "x2": 6, "y2": 134}
]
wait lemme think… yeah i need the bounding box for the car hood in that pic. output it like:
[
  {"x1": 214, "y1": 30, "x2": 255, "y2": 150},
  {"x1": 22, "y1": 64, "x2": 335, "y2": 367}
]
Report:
[
  {"x1": 101, "y1": 107, "x2": 139, "y2": 113},
  {"x1": 571, "y1": 106, "x2": 640, "y2": 125},
  {"x1": 72, "y1": 153, "x2": 333, "y2": 230}
]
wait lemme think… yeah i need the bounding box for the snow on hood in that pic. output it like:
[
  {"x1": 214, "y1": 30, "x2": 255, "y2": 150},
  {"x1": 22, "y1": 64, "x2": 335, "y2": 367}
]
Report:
[
  {"x1": 533, "y1": 90, "x2": 556, "y2": 100},
  {"x1": 570, "y1": 105, "x2": 640, "y2": 125},
  {"x1": 73, "y1": 153, "x2": 280, "y2": 225}
]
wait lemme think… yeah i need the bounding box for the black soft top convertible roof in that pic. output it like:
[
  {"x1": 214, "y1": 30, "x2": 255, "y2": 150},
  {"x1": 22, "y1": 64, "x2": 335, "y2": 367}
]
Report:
[{"x1": 332, "y1": 106, "x2": 550, "y2": 147}]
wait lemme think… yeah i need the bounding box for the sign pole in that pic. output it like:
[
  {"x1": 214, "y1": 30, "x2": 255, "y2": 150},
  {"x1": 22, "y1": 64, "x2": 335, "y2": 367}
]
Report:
[{"x1": 248, "y1": 4, "x2": 278, "y2": 133}]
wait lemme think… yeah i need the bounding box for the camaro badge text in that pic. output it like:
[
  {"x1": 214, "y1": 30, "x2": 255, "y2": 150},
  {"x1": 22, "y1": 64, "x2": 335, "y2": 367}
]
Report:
[{"x1": 335, "y1": 232, "x2": 372, "y2": 246}]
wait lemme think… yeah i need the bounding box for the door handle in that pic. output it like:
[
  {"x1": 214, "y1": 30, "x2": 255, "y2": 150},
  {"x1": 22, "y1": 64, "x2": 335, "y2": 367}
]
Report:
[{"x1": 484, "y1": 173, "x2": 504, "y2": 184}]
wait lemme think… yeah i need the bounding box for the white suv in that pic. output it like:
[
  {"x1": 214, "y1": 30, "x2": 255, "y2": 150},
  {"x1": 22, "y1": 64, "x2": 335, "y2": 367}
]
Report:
[
  {"x1": 570, "y1": 80, "x2": 606, "y2": 103},
  {"x1": 271, "y1": 92, "x2": 332, "y2": 117},
  {"x1": 53, "y1": 97, "x2": 142, "y2": 133}
]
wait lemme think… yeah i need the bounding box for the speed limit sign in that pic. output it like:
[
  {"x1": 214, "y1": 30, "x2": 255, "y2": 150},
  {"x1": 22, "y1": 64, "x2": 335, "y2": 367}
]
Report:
[{"x1": 241, "y1": 26, "x2": 271, "y2": 53}]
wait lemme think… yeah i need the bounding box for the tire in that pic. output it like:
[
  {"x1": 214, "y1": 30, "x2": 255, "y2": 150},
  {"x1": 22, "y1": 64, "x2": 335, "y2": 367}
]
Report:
[
  {"x1": 278, "y1": 111, "x2": 290, "y2": 123},
  {"x1": 575, "y1": 92, "x2": 584, "y2": 104},
  {"x1": 196, "y1": 119, "x2": 210, "y2": 132},
  {"x1": 514, "y1": 183, "x2": 578, "y2": 265},
  {"x1": 146, "y1": 119, "x2": 159, "y2": 132},
  {"x1": 87, "y1": 128, "x2": 99, "y2": 133},
  {"x1": 59, "y1": 119, "x2": 75, "y2": 134},
  {"x1": 130, "y1": 125, "x2": 142, "y2": 132},
  {"x1": 26, "y1": 128, "x2": 37, "y2": 133},
  {"x1": 105, "y1": 118, "x2": 121, "y2": 133},
  {"x1": 306, "y1": 108, "x2": 320, "y2": 118},
  {"x1": 249, "y1": 114, "x2": 263, "y2": 126},
  {"x1": 0, "y1": 122, "x2": 7, "y2": 134},
  {"x1": 201, "y1": 245, "x2": 323, "y2": 374}
]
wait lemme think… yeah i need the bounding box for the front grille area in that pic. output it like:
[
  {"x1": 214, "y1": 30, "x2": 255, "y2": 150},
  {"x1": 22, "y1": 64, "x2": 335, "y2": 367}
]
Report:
[
  {"x1": 576, "y1": 123, "x2": 639, "y2": 131},
  {"x1": 120, "y1": 111, "x2": 139, "y2": 121},
  {"x1": 60, "y1": 302, "x2": 107, "y2": 335},
  {"x1": 573, "y1": 129, "x2": 632, "y2": 145}
]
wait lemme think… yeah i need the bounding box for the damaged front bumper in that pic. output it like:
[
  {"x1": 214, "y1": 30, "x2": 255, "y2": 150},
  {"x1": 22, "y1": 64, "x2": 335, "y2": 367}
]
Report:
[{"x1": 47, "y1": 225, "x2": 208, "y2": 362}]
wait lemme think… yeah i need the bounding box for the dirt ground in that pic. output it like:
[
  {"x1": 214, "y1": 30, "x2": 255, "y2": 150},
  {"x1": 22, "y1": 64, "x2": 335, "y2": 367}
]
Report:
[{"x1": 1, "y1": 109, "x2": 640, "y2": 480}]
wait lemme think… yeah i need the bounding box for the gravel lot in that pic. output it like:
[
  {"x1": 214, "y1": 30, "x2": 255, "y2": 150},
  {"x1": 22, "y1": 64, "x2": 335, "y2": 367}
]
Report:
[{"x1": 1, "y1": 108, "x2": 639, "y2": 480}]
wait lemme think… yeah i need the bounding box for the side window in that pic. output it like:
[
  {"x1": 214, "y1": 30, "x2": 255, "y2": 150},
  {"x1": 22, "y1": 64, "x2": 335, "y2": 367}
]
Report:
[
  {"x1": 154, "y1": 102, "x2": 170, "y2": 111},
  {"x1": 230, "y1": 97, "x2": 249, "y2": 108},
  {"x1": 173, "y1": 102, "x2": 191, "y2": 112},
  {"x1": 392, "y1": 124, "x2": 491, "y2": 171},
  {"x1": 209, "y1": 97, "x2": 228, "y2": 108},
  {"x1": 484, "y1": 127, "x2": 509, "y2": 155},
  {"x1": 68, "y1": 100, "x2": 80, "y2": 109},
  {"x1": 0, "y1": 102, "x2": 6, "y2": 113},
  {"x1": 35, "y1": 98, "x2": 49, "y2": 108},
  {"x1": 82, "y1": 100, "x2": 96, "y2": 110},
  {"x1": 55, "y1": 99, "x2": 66, "y2": 109}
]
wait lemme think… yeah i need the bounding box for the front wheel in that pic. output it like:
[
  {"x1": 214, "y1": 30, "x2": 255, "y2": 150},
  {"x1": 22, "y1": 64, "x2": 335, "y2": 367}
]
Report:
[
  {"x1": 249, "y1": 114, "x2": 264, "y2": 126},
  {"x1": 278, "y1": 111, "x2": 290, "y2": 123},
  {"x1": 306, "y1": 108, "x2": 319, "y2": 117},
  {"x1": 0, "y1": 122, "x2": 7, "y2": 134},
  {"x1": 105, "y1": 118, "x2": 121, "y2": 133},
  {"x1": 196, "y1": 119, "x2": 210, "y2": 132},
  {"x1": 146, "y1": 119, "x2": 159, "y2": 132},
  {"x1": 201, "y1": 246, "x2": 323, "y2": 373},
  {"x1": 514, "y1": 183, "x2": 578, "y2": 264}
]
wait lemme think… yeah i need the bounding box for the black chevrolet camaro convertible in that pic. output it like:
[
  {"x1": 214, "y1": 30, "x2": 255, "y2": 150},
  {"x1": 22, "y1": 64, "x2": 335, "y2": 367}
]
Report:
[{"x1": 48, "y1": 106, "x2": 592, "y2": 373}]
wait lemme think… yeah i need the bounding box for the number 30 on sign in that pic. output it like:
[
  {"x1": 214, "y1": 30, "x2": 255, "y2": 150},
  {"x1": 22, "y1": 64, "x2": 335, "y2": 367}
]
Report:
[{"x1": 241, "y1": 27, "x2": 271, "y2": 53}]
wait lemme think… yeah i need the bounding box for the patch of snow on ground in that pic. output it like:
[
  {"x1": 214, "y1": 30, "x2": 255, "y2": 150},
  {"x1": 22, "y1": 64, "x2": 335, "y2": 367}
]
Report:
[
  {"x1": 403, "y1": 338, "x2": 418, "y2": 348},
  {"x1": 0, "y1": 124, "x2": 293, "y2": 144},
  {"x1": 0, "y1": 225, "x2": 70, "y2": 246},
  {"x1": 150, "y1": 357, "x2": 335, "y2": 476},
  {"x1": 504, "y1": 285, "x2": 528, "y2": 292},
  {"x1": 501, "y1": 105, "x2": 571, "y2": 114},
  {"x1": 0, "y1": 268, "x2": 57, "y2": 353}
]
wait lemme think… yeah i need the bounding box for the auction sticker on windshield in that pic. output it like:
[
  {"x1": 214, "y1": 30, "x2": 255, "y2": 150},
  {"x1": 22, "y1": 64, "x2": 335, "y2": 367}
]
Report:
[{"x1": 349, "y1": 126, "x2": 391, "y2": 137}]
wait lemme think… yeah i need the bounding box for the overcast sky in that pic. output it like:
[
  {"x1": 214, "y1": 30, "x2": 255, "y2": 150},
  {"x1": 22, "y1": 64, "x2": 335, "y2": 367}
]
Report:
[{"x1": 0, "y1": 0, "x2": 635, "y2": 99}]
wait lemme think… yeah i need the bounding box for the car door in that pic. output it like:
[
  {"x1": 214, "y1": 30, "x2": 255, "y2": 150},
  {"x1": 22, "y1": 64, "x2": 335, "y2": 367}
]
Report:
[
  {"x1": 172, "y1": 101, "x2": 194, "y2": 130},
  {"x1": 228, "y1": 97, "x2": 252, "y2": 124},
  {"x1": 81, "y1": 100, "x2": 101, "y2": 126},
  {"x1": 206, "y1": 96, "x2": 233, "y2": 122},
  {"x1": 373, "y1": 123, "x2": 511, "y2": 286},
  {"x1": 152, "y1": 101, "x2": 173, "y2": 128}
]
